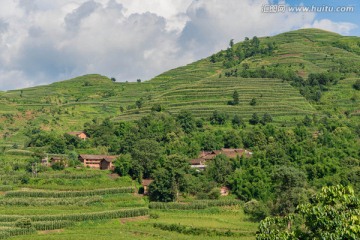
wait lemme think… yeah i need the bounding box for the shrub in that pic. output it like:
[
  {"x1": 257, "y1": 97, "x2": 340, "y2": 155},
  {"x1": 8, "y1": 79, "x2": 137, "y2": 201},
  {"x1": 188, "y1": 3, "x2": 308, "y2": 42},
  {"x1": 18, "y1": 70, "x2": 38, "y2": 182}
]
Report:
[
  {"x1": 243, "y1": 199, "x2": 269, "y2": 221},
  {"x1": 15, "y1": 218, "x2": 32, "y2": 229},
  {"x1": 353, "y1": 79, "x2": 360, "y2": 90}
]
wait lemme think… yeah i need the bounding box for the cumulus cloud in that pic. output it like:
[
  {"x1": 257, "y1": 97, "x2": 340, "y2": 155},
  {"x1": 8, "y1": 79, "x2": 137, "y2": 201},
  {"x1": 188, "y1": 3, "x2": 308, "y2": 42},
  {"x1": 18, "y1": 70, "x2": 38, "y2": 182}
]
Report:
[
  {"x1": 303, "y1": 19, "x2": 357, "y2": 35},
  {"x1": 0, "y1": 0, "x2": 357, "y2": 90}
]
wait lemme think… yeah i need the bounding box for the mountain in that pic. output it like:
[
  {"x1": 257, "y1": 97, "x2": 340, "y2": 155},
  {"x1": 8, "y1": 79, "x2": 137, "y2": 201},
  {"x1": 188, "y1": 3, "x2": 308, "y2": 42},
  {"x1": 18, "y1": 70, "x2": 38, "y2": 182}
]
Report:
[{"x1": 0, "y1": 28, "x2": 359, "y2": 145}]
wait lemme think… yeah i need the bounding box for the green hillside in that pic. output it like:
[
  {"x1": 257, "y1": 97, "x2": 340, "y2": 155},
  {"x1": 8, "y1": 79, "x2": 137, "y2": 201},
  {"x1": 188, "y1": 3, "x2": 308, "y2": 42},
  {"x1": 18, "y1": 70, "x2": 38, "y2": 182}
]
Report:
[
  {"x1": 0, "y1": 28, "x2": 359, "y2": 240},
  {"x1": 0, "y1": 28, "x2": 360, "y2": 145}
]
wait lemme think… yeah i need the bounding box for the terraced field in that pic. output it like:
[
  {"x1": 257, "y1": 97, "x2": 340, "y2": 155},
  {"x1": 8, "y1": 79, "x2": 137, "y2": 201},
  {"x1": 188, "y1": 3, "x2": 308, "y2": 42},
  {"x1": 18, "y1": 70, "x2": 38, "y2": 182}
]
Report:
[
  {"x1": 0, "y1": 170, "x2": 257, "y2": 240},
  {"x1": 119, "y1": 77, "x2": 316, "y2": 122},
  {"x1": 1, "y1": 28, "x2": 359, "y2": 145}
]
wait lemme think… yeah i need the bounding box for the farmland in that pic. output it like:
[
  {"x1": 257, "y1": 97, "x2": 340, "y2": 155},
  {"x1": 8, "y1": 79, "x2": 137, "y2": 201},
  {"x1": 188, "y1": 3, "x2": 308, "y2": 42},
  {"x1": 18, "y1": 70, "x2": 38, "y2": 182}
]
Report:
[
  {"x1": 0, "y1": 167, "x2": 256, "y2": 240},
  {"x1": 0, "y1": 28, "x2": 359, "y2": 239}
]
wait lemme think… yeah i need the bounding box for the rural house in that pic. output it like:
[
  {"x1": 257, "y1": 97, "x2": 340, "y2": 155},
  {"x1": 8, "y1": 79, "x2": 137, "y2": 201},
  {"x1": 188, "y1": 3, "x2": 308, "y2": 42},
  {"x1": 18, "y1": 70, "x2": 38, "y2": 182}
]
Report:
[
  {"x1": 67, "y1": 131, "x2": 88, "y2": 140},
  {"x1": 189, "y1": 148, "x2": 252, "y2": 169},
  {"x1": 190, "y1": 158, "x2": 206, "y2": 170},
  {"x1": 78, "y1": 154, "x2": 117, "y2": 170},
  {"x1": 141, "y1": 179, "x2": 154, "y2": 195}
]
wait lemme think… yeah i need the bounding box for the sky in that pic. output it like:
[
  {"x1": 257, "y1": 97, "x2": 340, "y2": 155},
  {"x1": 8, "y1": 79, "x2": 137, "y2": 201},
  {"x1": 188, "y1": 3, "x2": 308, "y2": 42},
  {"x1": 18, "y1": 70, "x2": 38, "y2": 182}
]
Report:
[{"x1": 0, "y1": 0, "x2": 358, "y2": 90}]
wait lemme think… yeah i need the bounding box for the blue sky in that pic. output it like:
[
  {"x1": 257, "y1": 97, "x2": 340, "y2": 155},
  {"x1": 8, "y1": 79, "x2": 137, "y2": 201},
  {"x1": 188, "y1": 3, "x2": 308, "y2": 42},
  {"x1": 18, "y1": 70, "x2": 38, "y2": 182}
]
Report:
[
  {"x1": 286, "y1": 0, "x2": 359, "y2": 35},
  {"x1": 0, "y1": 0, "x2": 359, "y2": 90}
]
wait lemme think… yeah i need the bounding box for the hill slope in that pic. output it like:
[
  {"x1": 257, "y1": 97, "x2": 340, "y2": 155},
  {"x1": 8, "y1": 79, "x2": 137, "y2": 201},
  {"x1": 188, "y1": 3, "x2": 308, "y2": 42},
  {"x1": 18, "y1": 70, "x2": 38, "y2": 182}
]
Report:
[{"x1": 0, "y1": 28, "x2": 359, "y2": 145}]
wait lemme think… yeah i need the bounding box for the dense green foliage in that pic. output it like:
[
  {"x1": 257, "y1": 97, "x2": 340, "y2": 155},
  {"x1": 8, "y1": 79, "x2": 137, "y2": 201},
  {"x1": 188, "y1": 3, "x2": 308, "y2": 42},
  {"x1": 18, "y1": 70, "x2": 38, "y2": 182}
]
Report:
[{"x1": 257, "y1": 185, "x2": 360, "y2": 240}]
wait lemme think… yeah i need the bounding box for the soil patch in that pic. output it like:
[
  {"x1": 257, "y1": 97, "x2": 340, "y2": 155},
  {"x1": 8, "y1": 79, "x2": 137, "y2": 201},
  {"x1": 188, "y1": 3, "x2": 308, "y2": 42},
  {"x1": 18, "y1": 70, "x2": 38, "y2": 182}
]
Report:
[{"x1": 120, "y1": 216, "x2": 149, "y2": 224}]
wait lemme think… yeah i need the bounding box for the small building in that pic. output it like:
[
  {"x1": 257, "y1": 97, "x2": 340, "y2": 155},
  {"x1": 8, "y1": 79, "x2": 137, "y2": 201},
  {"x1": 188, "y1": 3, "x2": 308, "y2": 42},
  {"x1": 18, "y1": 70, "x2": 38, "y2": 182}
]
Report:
[
  {"x1": 67, "y1": 131, "x2": 88, "y2": 140},
  {"x1": 78, "y1": 154, "x2": 117, "y2": 170},
  {"x1": 220, "y1": 186, "x2": 230, "y2": 196},
  {"x1": 141, "y1": 179, "x2": 154, "y2": 195},
  {"x1": 189, "y1": 148, "x2": 253, "y2": 170},
  {"x1": 41, "y1": 157, "x2": 49, "y2": 166},
  {"x1": 190, "y1": 158, "x2": 207, "y2": 170}
]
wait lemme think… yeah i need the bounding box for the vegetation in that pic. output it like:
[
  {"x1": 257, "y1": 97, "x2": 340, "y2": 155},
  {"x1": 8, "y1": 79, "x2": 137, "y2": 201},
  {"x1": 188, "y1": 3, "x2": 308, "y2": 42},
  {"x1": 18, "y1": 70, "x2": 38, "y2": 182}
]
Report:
[
  {"x1": 0, "y1": 28, "x2": 359, "y2": 239},
  {"x1": 257, "y1": 185, "x2": 360, "y2": 239}
]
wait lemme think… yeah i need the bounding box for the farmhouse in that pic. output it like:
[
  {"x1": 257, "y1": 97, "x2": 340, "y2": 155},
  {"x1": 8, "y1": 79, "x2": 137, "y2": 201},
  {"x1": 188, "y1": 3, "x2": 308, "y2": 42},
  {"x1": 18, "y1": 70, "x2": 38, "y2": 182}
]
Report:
[
  {"x1": 190, "y1": 158, "x2": 206, "y2": 170},
  {"x1": 67, "y1": 131, "x2": 88, "y2": 140},
  {"x1": 190, "y1": 148, "x2": 252, "y2": 169},
  {"x1": 220, "y1": 186, "x2": 230, "y2": 196},
  {"x1": 78, "y1": 154, "x2": 117, "y2": 170},
  {"x1": 141, "y1": 179, "x2": 154, "y2": 195}
]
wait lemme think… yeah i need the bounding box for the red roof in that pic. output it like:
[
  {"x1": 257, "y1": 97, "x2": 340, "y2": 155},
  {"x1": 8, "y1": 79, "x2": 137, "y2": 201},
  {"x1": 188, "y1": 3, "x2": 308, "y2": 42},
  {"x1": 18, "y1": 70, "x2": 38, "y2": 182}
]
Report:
[
  {"x1": 79, "y1": 154, "x2": 118, "y2": 162},
  {"x1": 142, "y1": 179, "x2": 154, "y2": 186}
]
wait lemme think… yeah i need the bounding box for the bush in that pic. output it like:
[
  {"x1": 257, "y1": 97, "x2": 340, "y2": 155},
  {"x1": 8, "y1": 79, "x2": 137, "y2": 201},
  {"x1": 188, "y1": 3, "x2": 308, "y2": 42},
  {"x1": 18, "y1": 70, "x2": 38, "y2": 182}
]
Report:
[
  {"x1": 208, "y1": 188, "x2": 221, "y2": 199},
  {"x1": 243, "y1": 199, "x2": 269, "y2": 221},
  {"x1": 353, "y1": 79, "x2": 360, "y2": 90},
  {"x1": 15, "y1": 218, "x2": 32, "y2": 229}
]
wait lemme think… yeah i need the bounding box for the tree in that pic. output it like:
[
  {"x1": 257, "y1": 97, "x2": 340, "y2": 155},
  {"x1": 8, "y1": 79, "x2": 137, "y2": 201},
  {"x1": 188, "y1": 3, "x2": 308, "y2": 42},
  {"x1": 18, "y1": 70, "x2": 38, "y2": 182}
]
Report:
[
  {"x1": 229, "y1": 39, "x2": 234, "y2": 48},
  {"x1": 250, "y1": 98, "x2": 257, "y2": 106},
  {"x1": 176, "y1": 110, "x2": 196, "y2": 134},
  {"x1": 131, "y1": 139, "x2": 163, "y2": 178},
  {"x1": 48, "y1": 137, "x2": 66, "y2": 154},
  {"x1": 149, "y1": 154, "x2": 189, "y2": 202},
  {"x1": 210, "y1": 110, "x2": 228, "y2": 125},
  {"x1": 232, "y1": 90, "x2": 240, "y2": 105},
  {"x1": 257, "y1": 185, "x2": 360, "y2": 240},
  {"x1": 232, "y1": 115, "x2": 246, "y2": 128},
  {"x1": 260, "y1": 113, "x2": 273, "y2": 125},
  {"x1": 205, "y1": 154, "x2": 233, "y2": 184},
  {"x1": 151, "y1": 104, "x2": 163, "y2": 112},
  {"x1": 111, "y1": 77, "x2": 116, "y2": 82},
  {"x1": 353, "y1": 79, "x2": 360, "y2": 90},
  {"x1": 137, "y1": 79, "x2": 141, "y2": 83},
  {"x1": 271, "y1": 166, "x2": 308, "y2": 215},
  {"x1": 113, "y1": 154, "x2": 133, "y2": 176},
  {"x1": 302, "y1": 115, "x2": 312, "y2": 126},
  {"x1": 249, "y1": 113, "x2": 260, "y2": 125},
  {"x1": 135, "y1": 98, "x2": 143, "y2": 109}
]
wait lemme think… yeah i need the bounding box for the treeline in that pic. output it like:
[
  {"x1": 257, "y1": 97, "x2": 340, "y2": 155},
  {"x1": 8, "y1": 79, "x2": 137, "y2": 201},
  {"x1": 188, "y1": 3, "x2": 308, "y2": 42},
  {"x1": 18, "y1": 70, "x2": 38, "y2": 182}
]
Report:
[
  {"x1": 210, "y1": 36, "x2": 276, "y2": 68},
  {"x1": 22, "y1": 110, "x2": 359, "y2": 218},
  {"x1": 224, "y1": 65, "x2": 342, "y2": 102}
]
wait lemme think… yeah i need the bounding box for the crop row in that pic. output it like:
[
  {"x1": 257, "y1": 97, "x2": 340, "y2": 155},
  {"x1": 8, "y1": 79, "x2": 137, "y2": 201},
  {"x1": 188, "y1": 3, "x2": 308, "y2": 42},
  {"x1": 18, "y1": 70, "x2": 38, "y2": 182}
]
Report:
[
  {"x1": 0, "y1": 220, "x2": 72, "y2": 231},
  {"x1": 37, "y1": 172, "x2": 103, "y2": 180},
  {"x1": 0, "y1": 186, "x2": 13, "y2": 192},
  {"x1": 149, "y1": 199, "x2": 241, "y2": 210},
  {"x1": 5, "y1": 187, "x2": 134, "y2": 198},
  {"x1": 0, "y1": 228, "x2": 35, "y2": 240},
  {"x1": 0, "y1": 208, "x2": 149, "y2": 222},
  {"x1": 153, "y1": 223, "x2": 247, "y2": 237},
  {"x1": 0, "y1": 196, "x2": 102, "y2": 206}
]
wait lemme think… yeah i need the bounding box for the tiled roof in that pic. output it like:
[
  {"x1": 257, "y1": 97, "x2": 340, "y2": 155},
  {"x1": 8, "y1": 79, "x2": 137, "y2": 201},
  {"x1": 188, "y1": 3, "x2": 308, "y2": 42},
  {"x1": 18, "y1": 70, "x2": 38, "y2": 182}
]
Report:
[{"x1": 79, "y1": 154, "x2": 118, "y2": 162}]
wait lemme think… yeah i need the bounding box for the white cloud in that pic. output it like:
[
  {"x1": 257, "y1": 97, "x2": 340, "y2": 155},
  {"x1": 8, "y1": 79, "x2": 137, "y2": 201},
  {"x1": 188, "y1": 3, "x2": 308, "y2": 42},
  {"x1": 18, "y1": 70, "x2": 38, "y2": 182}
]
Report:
[
  {"x1": 303, "y1": 19, "x2": 357, "y2": 35},
  {"x1": 0, "y1": 0, "x2": 357, "y2": 90}
]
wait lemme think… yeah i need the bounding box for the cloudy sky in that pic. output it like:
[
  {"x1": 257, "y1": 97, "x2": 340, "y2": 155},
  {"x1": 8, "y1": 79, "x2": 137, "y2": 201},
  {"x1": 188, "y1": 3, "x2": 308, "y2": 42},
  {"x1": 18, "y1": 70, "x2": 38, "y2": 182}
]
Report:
[{"x1": 0, "y1": 0, "x2": 359, "y2": 90}]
